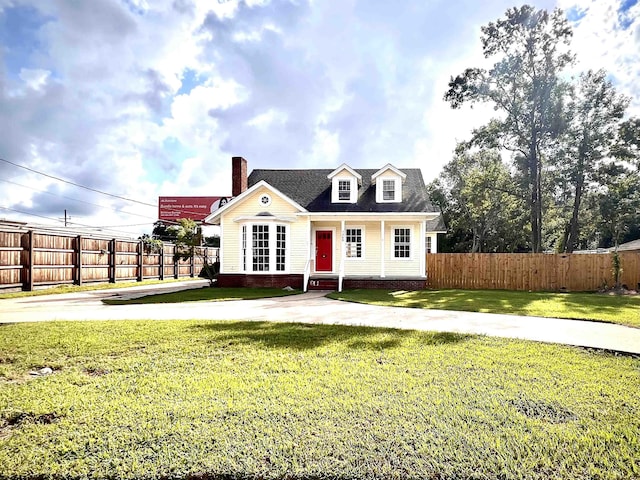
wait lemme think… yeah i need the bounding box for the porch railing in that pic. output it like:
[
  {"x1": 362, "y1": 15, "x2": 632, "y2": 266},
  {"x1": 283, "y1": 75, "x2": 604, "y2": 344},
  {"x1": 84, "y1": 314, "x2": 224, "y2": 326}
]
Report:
[
  {"x1": 303, "y1": 258, "x2": 311, "y2": 292},
  {"x1": 338, "y1": 258, "x2": 345, "y2": 292}
]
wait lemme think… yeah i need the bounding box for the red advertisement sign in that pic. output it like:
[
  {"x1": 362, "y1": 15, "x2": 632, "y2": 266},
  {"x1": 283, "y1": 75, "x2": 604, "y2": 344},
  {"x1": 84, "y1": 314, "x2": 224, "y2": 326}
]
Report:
[{"x1": 158, "y1": 196, "x2": 231, "y2": 222}]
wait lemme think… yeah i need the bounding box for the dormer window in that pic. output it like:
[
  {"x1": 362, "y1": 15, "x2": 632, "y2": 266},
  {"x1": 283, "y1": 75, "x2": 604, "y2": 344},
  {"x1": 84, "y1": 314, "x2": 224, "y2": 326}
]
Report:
[
  {"x1": 328, "y1": 164, "x2": 361, "y2": 204},
  {"x1": 372, "y1": 164, "x2": 406, "y2": 203},
  {"x1": 338, "y1": 180, "x2": 351, "y2": 201},
  {"x1": 382, "y1": 180, "x2": 395, "y2": 201}
]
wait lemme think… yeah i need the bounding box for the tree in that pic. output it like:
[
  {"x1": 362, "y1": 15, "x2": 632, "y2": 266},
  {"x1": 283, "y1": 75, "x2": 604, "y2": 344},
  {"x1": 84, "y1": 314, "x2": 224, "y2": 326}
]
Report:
[
  {"x1": 444, "y1": 5, "x2": 573, "y2": 252},
  {"x1": 428, "y1": 145, "x2": 529, "y2": 252},
  {"x1": 171, "y1": 218, "x2": 219, "y2": 286},
  {"x1": 152, "y1": 221, "x2": 177, "y2": 242},
  {"x1": 613, "y1": 117, "x2": 640, "y2": 167},
  {"x1": 597, "y1": 162, "x2": 640, "y2": 249},
  {"x1": 554, "y1": 70, "x2": 628, "y2": 252}
]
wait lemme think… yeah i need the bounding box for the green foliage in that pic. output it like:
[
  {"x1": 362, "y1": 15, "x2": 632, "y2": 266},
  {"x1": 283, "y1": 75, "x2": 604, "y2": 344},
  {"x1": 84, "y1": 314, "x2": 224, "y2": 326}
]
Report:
[
  {"x1": 139, "y1": 234, "x2": 163, "y2": 254},
  {"x1": 550, "y1": 70, "x2": 629, "y2": 252},
  {"x1": 170, "y1": 219, "x2": 218, "y2": 286},
  {"x1": 428, "y1": 145, "x2": 529, "y2": 252},
  {"x1": 445, "y1": 5, "x2": 574, "y2": 252},
  {"x1": 597, "y1": 163, "x2": 640, "y2": 248},
  {"x1": 329, "y1": 289, "x2": 640, "y2": 328},
  {"x1": 1, "y1": 321, "x2": 639, "y2": 479},
  {"x1": 611, "y1": 252, "x2": 623, "y2": 289},
  {"x1": 151, "y1": 221, "x2": 177, "y2": 242},
  {"x1": 442, "y1": 6, "x2": 640, "y2": 254}
]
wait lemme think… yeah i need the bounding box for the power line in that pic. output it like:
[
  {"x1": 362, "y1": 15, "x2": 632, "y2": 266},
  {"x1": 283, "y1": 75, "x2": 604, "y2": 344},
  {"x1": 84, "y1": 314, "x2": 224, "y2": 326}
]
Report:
[
  {"x1": 0, "y1": 178, "x2": 158, "y2": 221},
  {"x1": 0, "y1": 157, "x2": 157, "y2": 208},
  {"x1": 1, "y1": 157, "x2": 221, "y2": 220},
  {"x1": 0, "y1": 206, "x2": 148, "y2": 237}
]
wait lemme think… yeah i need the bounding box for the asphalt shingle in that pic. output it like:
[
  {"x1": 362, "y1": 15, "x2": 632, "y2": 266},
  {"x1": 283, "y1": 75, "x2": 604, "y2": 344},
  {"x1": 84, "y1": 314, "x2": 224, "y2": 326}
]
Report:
[{"x1": 248, "y1": 168, "x2": 440, "y2": 213}]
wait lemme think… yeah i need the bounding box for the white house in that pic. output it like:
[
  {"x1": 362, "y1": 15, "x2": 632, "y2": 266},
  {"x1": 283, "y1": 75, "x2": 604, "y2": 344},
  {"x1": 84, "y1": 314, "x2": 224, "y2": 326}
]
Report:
[{"x1": 205, "y1": 157, "x2": 445, "y2": 291}]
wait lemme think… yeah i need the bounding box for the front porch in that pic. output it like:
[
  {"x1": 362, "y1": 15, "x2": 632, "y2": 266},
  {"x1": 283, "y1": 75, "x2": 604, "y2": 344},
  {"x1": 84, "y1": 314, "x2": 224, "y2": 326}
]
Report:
[
  {"x1": 307, "y1": 274, "x2": 427, "y2": 291},
  {"x1": 304, "y1": 218, "x2": 435, "y2": 291}
]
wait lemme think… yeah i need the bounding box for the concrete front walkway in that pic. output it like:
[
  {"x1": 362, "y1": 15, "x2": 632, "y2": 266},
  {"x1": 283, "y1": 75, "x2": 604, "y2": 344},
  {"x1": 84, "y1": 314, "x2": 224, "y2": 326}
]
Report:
[{"x1": 1, "y1": 283, "x2": 639, "y2": 355}]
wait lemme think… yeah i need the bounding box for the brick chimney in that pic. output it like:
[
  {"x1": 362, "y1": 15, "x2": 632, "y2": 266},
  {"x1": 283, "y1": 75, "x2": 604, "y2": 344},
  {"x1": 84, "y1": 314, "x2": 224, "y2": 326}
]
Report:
[{"x1": 232, "y1": 156, "x2": 247, "y2": 197}]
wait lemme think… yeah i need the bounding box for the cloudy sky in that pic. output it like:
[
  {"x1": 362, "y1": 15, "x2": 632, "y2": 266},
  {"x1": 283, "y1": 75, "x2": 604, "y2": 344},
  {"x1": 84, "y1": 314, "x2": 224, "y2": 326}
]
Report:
[{"x1": 1, "y1": 0, "x2": 639, "y2": 237}]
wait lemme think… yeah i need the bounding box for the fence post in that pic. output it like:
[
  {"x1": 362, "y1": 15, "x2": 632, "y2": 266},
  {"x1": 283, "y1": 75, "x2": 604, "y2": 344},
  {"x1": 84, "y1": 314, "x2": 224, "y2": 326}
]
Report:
[
  {"x1": 109, "y1": 239, "x2": 116, "y2": 283},
  {"x1": 190, "y1": 248, "x2": 195, "y2": 278},
  {"x1": 76, "y1": 235, "x2": 83, "y2": 286},
  {"x1": 174, "y1": 245, "x2": 178, "y2": 279},
  {"x1": 159, "y1": 243, "x2": 164, "y2": 280},
  {"x1": 138, "y1": 240, "x2": 143, "y2": 282},
  {"x1": 25, "y1": 230, "x2": 34, "y2": 291}
]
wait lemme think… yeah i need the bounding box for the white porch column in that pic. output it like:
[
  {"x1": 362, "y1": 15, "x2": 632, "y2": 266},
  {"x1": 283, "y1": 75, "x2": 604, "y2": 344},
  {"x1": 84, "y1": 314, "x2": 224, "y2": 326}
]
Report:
[
  {"x1": 420, "y1": 220, "x2": 426, "y2": 278},
  {"x1": 380, "y1": 220, "x2": 385, "y2": 278},
  {"x1": 340, "y1": 220, "x2": 346, "y2": 263},
  {"x1": 432, "y1": 233, "x2": 438, "y2": 253},
  {"x1": 219, "y1": 222, "x2": 225, "y2": 273}
]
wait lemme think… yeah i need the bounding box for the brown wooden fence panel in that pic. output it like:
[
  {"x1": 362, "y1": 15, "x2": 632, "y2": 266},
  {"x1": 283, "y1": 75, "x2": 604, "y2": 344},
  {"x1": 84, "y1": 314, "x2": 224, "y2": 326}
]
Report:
[
  {"x1": 426, "y1": 252, "x2": 640, "y2": 292},
  {"x1": 0, "y1": 227, "x2": 219, "y2": 291},
  {"x1": 0, "y1": 231, "x2": 24, "y2": 287},
  {"x1": 81, "y1": 237, "x2": 111, "y2": 283}
]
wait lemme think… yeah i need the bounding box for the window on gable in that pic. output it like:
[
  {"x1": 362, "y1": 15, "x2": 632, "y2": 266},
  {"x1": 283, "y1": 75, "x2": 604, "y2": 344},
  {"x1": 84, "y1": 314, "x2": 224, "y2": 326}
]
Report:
[
  {"x1": 394, "y1": 228, "x2": 411, "y2": 258},
  {"x1": 383, "y1": 180, "x2": 395, "y2": 201},
  {"x1": 338, "y1": 180, "x2": 351, "y2": 201},
  {"x1": 345, "y1": 228, "x2": 362, "y2": 258}
]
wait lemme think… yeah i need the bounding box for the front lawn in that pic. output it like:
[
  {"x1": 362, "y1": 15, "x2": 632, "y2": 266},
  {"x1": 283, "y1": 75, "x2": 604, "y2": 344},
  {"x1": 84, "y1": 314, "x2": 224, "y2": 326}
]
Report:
[
  {"x1": 1, "y1": 320, "x2": 638, "y2": 479},
  {"x1": 0, "y1": 278, "x2": 202, "y2": 300},
  {"x1": 103, "y1": 287, "x2": 300, "y2": 305},
  {"x1": 328, "y1": 289, "x2": 640, "y2": 328}
]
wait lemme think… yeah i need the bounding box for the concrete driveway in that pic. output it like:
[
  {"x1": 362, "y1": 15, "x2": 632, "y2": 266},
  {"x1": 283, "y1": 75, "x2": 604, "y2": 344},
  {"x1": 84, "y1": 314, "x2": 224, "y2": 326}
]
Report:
[{"x1": 1, "y1": 280, "x2": 639, "y2": 355}]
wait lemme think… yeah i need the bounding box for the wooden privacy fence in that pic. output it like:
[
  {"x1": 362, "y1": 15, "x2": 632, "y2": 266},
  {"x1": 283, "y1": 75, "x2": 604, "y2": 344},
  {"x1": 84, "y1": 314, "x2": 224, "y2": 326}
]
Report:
[
  {"x1": 0, "y1": 228, "x2": 218, "y2": 291},
  {"x1": 426, "y1": 252, "x2": 640, "y2": 292}
]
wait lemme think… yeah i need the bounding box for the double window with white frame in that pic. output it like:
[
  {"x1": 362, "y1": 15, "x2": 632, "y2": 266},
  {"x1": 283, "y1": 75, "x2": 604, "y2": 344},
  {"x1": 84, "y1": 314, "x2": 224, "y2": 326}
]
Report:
[
  {"x1": 240, "y1": 223, "x2": 288, "y2": 273},
  {"x1": 345, "y1": 227, "x2": 363, "y2": 259},
  {"x1": 376, "y1": 176, "x2": 401, "y2": 203},
  {"x1": 382, "y1": 180, "x2": 395, "y2": 201},
  {"x1": 393, "y1": 227, "x2": 411, "y2": 259},
  {"x1": 338, "y1": 180, "x2": 351, "y2": 201}
]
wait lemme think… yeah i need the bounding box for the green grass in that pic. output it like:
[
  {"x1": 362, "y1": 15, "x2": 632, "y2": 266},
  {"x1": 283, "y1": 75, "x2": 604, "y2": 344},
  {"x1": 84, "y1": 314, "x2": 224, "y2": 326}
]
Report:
[
  {"x1": 328, "y1": 289, "x2": 640, "y2": 328},
  {"x1": 102, "y1": 287, "x2": 300, "y2": 304},
  {"x1": 1, "y1": 320, "x2": 639, "y2": 479},
  {"x1": 0, "y1": 277, "x2": 201, "y2": 300}
]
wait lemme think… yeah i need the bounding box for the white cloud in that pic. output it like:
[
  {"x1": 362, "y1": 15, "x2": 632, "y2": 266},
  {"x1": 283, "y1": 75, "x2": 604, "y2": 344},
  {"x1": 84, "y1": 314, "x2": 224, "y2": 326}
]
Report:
[
  {"x1": 18, "y1": 68, "x2": 50, "y2": 90},
  {"x1": 560, "y1": 0, "x2": 640, "y2": 112},
  {"x1": 1, "y1": 0, "x2": 637, "y2": 237}
]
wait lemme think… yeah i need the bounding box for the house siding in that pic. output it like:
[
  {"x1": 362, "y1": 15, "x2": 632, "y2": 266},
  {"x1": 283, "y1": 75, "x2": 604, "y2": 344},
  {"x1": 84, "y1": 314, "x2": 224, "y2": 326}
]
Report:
[
  {"x1": 311, "y1": 219, "x2": 425, "y2": 278},
  {"x1": 343, "y1": 221, "x2": 381, "y2": 276},
  {"x1": 384, "y1": 223, "x2": 422, "y2": 277},
  {"x1": 220, "y1": 186, "x2": 307, "y2": 274}
]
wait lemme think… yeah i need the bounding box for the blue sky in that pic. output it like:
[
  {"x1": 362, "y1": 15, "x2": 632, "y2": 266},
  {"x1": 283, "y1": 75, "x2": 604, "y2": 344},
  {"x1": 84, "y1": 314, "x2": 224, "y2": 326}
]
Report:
[{"x1": 0, "y1": 0, "x2": 639, "y2": 237}]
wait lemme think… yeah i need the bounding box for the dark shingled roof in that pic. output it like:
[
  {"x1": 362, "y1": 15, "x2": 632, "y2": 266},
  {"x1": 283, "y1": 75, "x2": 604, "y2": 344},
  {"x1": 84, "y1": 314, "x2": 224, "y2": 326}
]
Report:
[
  {"x1": 426, "y1": 216, "x2": 446, "y2": 232},
  {"x1": 248, "y1": 168, "x2": 440, "y2": 214}
]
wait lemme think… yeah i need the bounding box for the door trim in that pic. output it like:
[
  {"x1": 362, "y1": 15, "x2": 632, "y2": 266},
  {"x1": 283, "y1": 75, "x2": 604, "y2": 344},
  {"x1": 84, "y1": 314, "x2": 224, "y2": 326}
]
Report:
[{"x1": 313, "y1": 228, "x2": 335, "y2": 273}]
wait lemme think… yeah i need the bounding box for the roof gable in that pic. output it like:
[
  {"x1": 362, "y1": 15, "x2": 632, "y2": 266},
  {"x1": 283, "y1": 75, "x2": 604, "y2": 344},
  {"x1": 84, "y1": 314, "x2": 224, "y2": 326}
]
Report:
[
  {"x1": 327, "y1": 164, "x2": 362, "y2": 184},
  {"x1": 371, "y1": 164, "x2": 407, "y2": 183},
  {"x1": 204, "y1": 180, "x2": 307, "y2": 224}
]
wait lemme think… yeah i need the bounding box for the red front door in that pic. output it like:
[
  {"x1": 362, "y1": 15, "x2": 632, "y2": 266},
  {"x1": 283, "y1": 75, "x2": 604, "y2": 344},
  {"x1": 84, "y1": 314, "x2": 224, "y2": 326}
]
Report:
[{"x1": 315, "y1": 230, "x2": 333, "y2": 272}]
